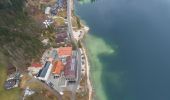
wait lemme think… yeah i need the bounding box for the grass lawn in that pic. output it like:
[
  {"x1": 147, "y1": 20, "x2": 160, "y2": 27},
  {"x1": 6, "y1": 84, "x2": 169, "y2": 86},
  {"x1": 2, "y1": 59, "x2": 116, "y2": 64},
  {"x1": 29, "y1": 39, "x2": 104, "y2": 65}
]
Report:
[{"x1": 0, "y1": 64, "x2": 22, "y2": 100}]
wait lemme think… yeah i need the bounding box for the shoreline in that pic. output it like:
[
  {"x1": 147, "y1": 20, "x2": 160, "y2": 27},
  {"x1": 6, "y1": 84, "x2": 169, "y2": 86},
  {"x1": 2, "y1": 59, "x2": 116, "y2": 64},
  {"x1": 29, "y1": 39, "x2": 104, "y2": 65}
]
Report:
[
  {"x1": 74, "y1": 11, "x2": 93, "y2": 100},
  {"x1": 80, "y1": 40, "x2": 93, "y2": 100},
  {"x1": 70, "y1": 0, "x2": 93, "y2": 99},
  {"x1": 75, "y1": 18, "x2": 93, "y2": 100}
]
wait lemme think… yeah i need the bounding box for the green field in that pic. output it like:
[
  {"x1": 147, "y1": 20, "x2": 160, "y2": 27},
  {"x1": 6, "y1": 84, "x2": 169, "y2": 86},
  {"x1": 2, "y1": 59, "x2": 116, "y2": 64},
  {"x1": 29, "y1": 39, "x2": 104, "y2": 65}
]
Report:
[{"x1": 0, "y1": 64, "x2": 21, "y2": 100}]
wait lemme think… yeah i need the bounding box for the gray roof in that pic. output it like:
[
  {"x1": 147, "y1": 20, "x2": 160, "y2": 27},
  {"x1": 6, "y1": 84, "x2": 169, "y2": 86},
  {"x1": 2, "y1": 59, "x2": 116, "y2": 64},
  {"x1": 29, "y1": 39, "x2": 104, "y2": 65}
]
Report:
[
  {"x1": 37, "y1": 61, "x2": 51, "y2": 78},
  {"x1": 4, "y1": 79, "x2": 16, "y2": 90}
]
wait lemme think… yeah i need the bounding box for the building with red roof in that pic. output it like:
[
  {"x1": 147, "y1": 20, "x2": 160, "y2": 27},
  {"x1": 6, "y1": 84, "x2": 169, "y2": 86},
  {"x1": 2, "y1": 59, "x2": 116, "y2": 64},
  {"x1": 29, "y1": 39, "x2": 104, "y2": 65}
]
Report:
[
  {"x1": 31, "y1": 63, "x2": 42, "y2": 68},
  {"x1": 58, "y1": 47, "x2": 72, "y2": 57},
  {"x1": 28, "y1": 62, "x2": 43, "y2": 75},
  {"x1": 52, "y1": 61, "x2": 64, "y2": 76}
]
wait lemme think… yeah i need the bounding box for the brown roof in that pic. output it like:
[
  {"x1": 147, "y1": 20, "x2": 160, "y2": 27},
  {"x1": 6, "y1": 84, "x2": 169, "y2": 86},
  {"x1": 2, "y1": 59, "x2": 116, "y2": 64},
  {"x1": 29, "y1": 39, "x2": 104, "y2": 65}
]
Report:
[{"x1": 64, "y1": 57, "x2": 76, "y2": 79}]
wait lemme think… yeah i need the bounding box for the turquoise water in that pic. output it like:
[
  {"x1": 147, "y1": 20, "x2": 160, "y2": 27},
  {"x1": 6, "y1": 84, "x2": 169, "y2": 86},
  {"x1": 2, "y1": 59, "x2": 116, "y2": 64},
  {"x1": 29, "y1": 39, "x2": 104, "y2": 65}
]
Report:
[{"x1": 75, "y1": 0, "x2": 170, "y2": 100}]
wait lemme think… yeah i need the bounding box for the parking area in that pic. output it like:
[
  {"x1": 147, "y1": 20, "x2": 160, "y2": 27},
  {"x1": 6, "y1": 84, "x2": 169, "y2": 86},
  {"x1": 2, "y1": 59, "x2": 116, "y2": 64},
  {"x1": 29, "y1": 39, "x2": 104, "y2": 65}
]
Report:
[
  {"x1": 47, "y1": 73, "x2": 64, "y2": 92},
  {"x1": 47, "y1": 73, "x2": 80, "y2": 92}
]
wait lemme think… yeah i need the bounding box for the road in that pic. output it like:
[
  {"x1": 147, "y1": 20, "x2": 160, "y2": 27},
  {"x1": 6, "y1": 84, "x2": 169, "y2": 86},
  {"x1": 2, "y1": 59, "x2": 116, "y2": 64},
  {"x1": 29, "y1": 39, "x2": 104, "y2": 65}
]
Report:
[
  {"x1": 67, "y1": 1, "x2": 93, "y2": 100},
  {"x1": 67, "y1": 0, "x2": 82, "y2": 100},
  {"x1": 67, "y1": 0, "x2": 74, "y2": 39}
]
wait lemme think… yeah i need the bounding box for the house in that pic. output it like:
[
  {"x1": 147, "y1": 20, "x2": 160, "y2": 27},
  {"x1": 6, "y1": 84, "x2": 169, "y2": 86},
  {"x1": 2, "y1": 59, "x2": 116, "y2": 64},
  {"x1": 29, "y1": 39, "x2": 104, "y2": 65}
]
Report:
[
  {"x1": 37, "y1": 61, "x2": 53, "y2": 81},
  {"x1": 57, "y1": 0, "x2": 64, "y2": 8},
  {"x1": 56, "y1": 32, "x2": 67, "y2": 39},
  {"x1": 4, "y1": 79, "x2": 17, "y2": 90},
  {"x1": 28, "y1": 63, "x2": 42, "y2": 75},
  {"x1": 58, "y1": 47, "x2": 72, "y2": 57},
  {"x1": 4, "y1": 72, "x2": 21, "y2": 90},
  {"x1": 50, "y1": 4, "x2": 59, "y2": 15},
  {"x1": 55, "y1": 32, "x2": 68, "y2": 44},
  {"x1": 64, "y1": 56, "x2": 77, "y2": 81},
  {"x1": 52, "y1": 60, "x2": 64, "y2": 76},
  {"x1": 45, "y1": 7, "x2": 51, "y2": 14}
]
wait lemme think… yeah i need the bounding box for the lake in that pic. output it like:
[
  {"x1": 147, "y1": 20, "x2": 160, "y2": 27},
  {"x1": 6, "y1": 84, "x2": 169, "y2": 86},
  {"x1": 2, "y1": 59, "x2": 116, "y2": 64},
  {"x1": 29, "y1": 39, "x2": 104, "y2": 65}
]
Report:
[{"x1": 75, "y1": 0, "x2": 170, "y2": 100}]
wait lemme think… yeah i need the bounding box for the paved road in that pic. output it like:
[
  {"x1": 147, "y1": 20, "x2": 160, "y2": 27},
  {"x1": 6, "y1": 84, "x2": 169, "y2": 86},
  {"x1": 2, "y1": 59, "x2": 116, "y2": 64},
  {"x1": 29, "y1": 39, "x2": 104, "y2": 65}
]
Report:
[
  {"x1": 67, "y1": 0, "x2": 73, "y2": 39},
  {"x1": 67, "y1": 0, "x2": 82, "y2": 100}
]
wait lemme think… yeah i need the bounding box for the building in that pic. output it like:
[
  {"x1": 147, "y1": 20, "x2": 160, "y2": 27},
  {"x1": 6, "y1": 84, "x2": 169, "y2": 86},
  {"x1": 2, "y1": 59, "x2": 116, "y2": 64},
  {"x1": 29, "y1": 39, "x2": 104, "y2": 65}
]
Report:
[
  {"x1": 73, "y1": 30, "x2": 82, "y2": 41},
  {"x1": 4, "y1": 72, "x2": 21, "y2": 90},
  {"x1": 58, "y1": 47, "x2": 72, "y2": 57},
  {"x1": 7, "y1": 63, "x2": 16, "y2": 75},
  {"x1": 64, "y1": 56, "x2": 77, "y2": 81},
  {"x1": 41, "y1": 38, "x2": 49, "y2": 46},
  {"x1": 28, "y1": 63, "x2": 42, "y2": 75},
  {"x1": 52, "y1": 60, "x2": 64, "y2": 76},
  {"x1": 41, "y1": 48, "x2": 58, "y2": 64},
  {"x1": 43, "y1": 20, "x2": 53, "y2": 28},
  {"x1": 50, "y1": 49, "x2": 58, "y2": 61},
  {"x1": 56, "y1": 32, "x2": 68, "y2": 40},
  {"x1": 57, "y1": 0, "x2": 64, "y2": 8},
  {"x1": 4, "y1": 79, "x2": 17, "y2": 90},
  {"x1": 37, "y1": 61, "x2": 53, "y2": 81},
  {"x1": 45, "y1": 7, "x2": 51, "y2": 14},
  {"x1": 50, "y1": 4, "x2": 59, "y2": 15},
  {"x1": 55, "y1": 32, "x2": 68, "y2": 44}
]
